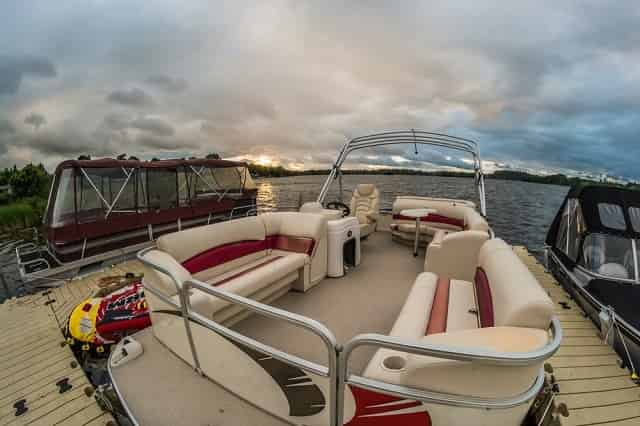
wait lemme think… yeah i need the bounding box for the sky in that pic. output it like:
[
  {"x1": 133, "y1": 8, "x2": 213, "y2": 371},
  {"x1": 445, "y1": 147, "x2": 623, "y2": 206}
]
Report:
[{"x1": 1, "y1": 1, "x2": 639, "y2": 179}]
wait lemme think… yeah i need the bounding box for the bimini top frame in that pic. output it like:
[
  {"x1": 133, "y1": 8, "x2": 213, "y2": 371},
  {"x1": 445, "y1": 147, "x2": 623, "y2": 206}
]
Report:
[{"x1": 317, "y1": 130, "x2": 487, "y2": 216}]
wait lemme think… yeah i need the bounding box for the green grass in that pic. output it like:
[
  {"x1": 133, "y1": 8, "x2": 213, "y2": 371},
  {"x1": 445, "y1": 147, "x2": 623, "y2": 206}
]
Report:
[{"x1": 0, "y1": 202, "x2": 41, "y2": 230}]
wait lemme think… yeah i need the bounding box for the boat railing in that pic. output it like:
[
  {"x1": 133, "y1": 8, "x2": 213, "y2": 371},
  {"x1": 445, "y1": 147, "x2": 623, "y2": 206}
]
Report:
[
  {"x1": 137, "y1": 245, "x2": 341, "y2": 425},
  {"x1": 141, "y1": 242, "x2": 562, "y2": 425},
  {"x1": 336, "y1": 317, "x2": 562, "y2": 424}
]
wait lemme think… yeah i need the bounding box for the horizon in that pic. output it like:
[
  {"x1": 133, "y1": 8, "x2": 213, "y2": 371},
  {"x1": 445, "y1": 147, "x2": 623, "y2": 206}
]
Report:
[{"x1": 2, "y1": 2, "x2": 640, "y2": 179}]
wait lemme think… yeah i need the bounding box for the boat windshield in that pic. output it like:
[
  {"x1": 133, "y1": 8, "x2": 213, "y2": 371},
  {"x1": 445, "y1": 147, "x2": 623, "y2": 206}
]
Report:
[
  {"x1": 51, "y1": 168, "x2": 75, "y2": 227},
  {"x1": 581, "y1": 233, "x2": 638, "y2": 281}
]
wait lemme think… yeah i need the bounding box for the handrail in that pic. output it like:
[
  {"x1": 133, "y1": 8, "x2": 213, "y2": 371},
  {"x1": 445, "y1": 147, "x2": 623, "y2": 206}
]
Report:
[
  {"x1": 138, "y1": 246, "x2": 341, "y2": 426},
  {"x1": 183, "y1": 279, "x2": 340, "y2": 426},
  {"x1": 137, "y1": 246, "x2": 201, "y2": 370},
  {"x1": 183, "y1": 279, "x2": 339, "y2": 374},
  {"x1": 336, "y1": 317, "x2": 562, "y2": 424}
]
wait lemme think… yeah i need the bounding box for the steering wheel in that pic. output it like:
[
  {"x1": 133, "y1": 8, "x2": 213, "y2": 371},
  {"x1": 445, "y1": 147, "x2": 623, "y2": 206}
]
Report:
[{"x1": 326, "y1": 201, "x2": 351, "y2": 217}]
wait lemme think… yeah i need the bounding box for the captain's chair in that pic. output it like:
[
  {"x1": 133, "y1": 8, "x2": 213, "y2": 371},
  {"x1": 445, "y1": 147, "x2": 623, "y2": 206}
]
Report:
[{"x1": 350, "y1": 184, "x2": 380, "y2": 238}]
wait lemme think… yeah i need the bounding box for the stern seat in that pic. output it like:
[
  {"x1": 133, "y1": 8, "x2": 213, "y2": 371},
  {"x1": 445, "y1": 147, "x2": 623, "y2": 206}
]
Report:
[{"x1": 390, "y1": 196, "x2": 489, "y2": 244}]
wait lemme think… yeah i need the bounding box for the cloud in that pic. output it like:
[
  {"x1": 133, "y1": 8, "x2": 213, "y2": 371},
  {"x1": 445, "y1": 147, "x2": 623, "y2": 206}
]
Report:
[
  {"x1": 2, "y1": 1, "x2": 640, "y2": 179},
  {"x1": 24, "y1": 112, "x2": 47, "y2": 130},
  {"x1": 146, "y1": 75, "x2": 188, "y2": 93},
  {"x1": 106, "y1": 88, "x2": 154, "y2": 107},
  {"x1": 0, "y1": 119, "x2": 16, "y2": 135},
  {"x1": 130, "y1": 116, "x2": 175, "y2": 136},
  {"x1": 0, "y1": 55, "x2": 56, "y2": 95}
]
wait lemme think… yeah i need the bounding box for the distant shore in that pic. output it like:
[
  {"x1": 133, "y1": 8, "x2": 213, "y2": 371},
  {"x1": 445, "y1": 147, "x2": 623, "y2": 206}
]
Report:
[{"x1": 249, "y1": 164, "x2": 639, "y2": 189}]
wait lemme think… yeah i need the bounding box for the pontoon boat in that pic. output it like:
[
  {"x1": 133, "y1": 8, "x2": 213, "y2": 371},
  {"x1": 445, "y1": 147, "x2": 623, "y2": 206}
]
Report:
[
  {"x1": 107, "y1": 131, "x2": 561, "y2": 426},
  {"x1": 16, "y1": 158, "x2": 256, "y2": 283}
]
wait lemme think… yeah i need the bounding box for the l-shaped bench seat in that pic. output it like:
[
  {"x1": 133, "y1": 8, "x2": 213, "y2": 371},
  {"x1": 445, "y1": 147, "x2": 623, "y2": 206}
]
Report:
[
  {"x1": 364, "y1": 238, "x2": 555, "y2": 399},
  {"x1": 141, "y1": 212, "x2": 328, "y2": 326},
  {"x1": 390, "y1": 196, "x2": 490, "y2": 244}
]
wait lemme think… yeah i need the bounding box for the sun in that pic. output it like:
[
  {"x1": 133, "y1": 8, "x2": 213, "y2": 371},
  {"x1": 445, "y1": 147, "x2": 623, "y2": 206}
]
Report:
[{"x1": 254, "y1": 155, "x2": 274, "y2": 166}]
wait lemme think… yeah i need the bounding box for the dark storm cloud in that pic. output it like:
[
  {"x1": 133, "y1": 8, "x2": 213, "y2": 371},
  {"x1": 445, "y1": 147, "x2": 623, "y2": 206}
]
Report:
[
  {"x1": 0, "y1": 56, "x2": 56, "y2": 95},
  {"x1": 0, "y1": 119, "x2": 16, "y2": 135},
  {"x1": 130, "y1": 117, "x2": 175, "y2": 136},
  {"x1": 146, "y1": 75, "x2": 188, "y2": 93},
  {"x1": 107, "y1": 88, "x2": 154, "y2": 107},
  {"x1": 24, "y1": 112, "x2": 46, "y2": 129}
]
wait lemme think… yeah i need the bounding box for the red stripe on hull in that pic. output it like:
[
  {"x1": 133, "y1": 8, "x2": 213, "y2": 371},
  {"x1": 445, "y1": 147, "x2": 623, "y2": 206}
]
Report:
[{"x1": 345, "y1": 385, "x2": 431, "y2": 426}]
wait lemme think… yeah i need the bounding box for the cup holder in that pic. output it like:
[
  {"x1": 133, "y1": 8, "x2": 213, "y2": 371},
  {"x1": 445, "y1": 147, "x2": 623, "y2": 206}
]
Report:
[{"x1": 383, "y1": 355, "x2": 406, "y2": 371}]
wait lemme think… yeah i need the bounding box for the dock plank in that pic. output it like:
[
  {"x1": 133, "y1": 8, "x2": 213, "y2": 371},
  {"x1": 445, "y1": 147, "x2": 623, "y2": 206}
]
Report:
[
  {"x1": 515, "y1": 247, "x2": 640, "y2": 426},
  {"x1": 0, "y1": 265, "x2": 126, "y2": 425}
]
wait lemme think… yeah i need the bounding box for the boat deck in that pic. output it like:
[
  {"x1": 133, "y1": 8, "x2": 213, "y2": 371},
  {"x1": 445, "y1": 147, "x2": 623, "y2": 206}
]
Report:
[
  {"x1": 514, "y1": 247, "x2": 640, "y2": 426},
  {"x1": 0, "y1": 260, "x2": 149, "y2": 425},
  {"x1": 1, "y1": 234, "x2": 639, "y2": 425}
]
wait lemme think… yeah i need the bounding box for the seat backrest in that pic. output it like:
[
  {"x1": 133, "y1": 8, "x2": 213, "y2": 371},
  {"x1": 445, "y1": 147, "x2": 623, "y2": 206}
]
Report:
[
  {"x1": 464, "y1": 208, "x2": 490, "y2": 232},
  {"x1": 475, "y1": 239, "x2": 554, "y2": 330},
  {"x1": 261, "y1": 212, "x2": 328, "y2": 284},
  {"x1": 157, "y1": 216, "x2": 267, "y2": 281},
  {"x1": 141, "y1": 249, "x2": 192, "y2": 296},
  {"x1": 393, "y1": 197, "x2": 467, "y2": 229},
  {"x1": 350, "y1": 184, "x2": 379, "y2": 225}
]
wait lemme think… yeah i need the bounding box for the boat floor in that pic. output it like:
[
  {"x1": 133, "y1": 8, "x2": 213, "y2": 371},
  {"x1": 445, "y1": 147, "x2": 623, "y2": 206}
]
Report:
[
  {"x1": 110, "y1": 327, "x2": 290, "y2": 426},
  {"x1": 233, "y1": 230, "x2": 424, "y2": 373}
]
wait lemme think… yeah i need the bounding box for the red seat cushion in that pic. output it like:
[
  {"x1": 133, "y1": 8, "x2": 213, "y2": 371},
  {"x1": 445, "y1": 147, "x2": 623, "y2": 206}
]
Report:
[
  {"x1": 182, "y1": 240, "x2": 267, "y2": 274},
  {"x1": 392, "y1": 213, "x2": 465, "y2": 230},
  {"x1": 474, "y1": 267, "x2": 494, "y2": 327},
  {"x1": 426, "y1": 277, "x2": 450, "y2": 335},
  {"x1": 266, "y1": 235, "x2": 315, "y2": 256}
]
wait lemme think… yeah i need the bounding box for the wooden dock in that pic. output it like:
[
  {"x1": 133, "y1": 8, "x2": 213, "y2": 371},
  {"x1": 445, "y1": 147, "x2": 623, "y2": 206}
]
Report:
[
  {"x1": 0, "y1": 260, "x2": 145, "y2": 426},
  {"x1": 515, "y1": 247, "x2": 640, "y2": 426}
]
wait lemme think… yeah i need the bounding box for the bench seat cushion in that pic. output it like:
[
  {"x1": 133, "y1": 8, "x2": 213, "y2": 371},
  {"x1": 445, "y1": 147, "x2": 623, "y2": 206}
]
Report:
[{"x1": 189, "y1": 253, "x2": 306, "y2": 319}]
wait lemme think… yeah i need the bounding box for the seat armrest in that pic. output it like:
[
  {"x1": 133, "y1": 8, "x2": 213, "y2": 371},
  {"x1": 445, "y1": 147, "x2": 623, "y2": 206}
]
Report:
[
  {"x1": 431, "y1": 229, "x2": 446, "y2": 245},
  {"x1": 424, "y1": 230, "x2": 489, "y2": 281}
]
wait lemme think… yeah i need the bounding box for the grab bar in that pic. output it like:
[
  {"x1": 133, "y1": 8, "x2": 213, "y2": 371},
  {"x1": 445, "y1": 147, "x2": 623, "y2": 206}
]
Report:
[
  {"x1": 336, "y1": 317, "x2": 562, "y2": 424},
  {"x1": 136, "y1": 245, "x2": 341, "y2": 426},
  {"x1": 183, "y1": 279, "x2": 340, "y2": 426}
]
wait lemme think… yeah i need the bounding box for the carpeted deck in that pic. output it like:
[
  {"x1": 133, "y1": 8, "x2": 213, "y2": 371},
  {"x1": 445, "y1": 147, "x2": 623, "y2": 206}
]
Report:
[{"x1": 233, "y1": 230, "x2": 424, "y2": 373}]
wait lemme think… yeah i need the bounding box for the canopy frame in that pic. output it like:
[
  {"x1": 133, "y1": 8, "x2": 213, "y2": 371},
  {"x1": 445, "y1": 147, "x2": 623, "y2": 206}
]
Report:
[{"x1": 317, "y1": 130, "x2": 487, "y2": 216}]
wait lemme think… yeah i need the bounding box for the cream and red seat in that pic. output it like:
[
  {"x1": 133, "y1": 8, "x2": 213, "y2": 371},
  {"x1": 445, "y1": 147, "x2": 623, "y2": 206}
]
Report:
[
  {"x1": 390, "y1": 196, "x2": 489, "y2": 244},
  {"x1": 363, "y1": 238, "x2": 554, "y2": 400},
  {"x1": 349, "y1": 184, "x2": 380, "y2": 238},
  {"x1": 141, "y1": 212, "x2": 327, "y2": 327},
  {"x1": 424, "y1": 229, "x2": 491, "y2": 282}
]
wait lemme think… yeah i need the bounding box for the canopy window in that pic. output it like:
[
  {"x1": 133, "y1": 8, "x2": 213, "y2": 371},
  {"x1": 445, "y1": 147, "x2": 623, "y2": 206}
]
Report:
[
  {"x1": 598, "y1": 203, "x2": 626, "y2": 231},
  {"x1": 629, "y1": 207, "x2": 640, "y2": 233},
  {"x1": 581, "y1": 233, "x2": 636, "y2": 281},
  {"x1": 186, "y1": 165, "x2": 245, "y2": 199},
  {"x1": 51, "y1": 169, "x2": 75, "y2": 227},
  {"x1": 555, "y1": 198, "x2": 585, "y2": 261}
]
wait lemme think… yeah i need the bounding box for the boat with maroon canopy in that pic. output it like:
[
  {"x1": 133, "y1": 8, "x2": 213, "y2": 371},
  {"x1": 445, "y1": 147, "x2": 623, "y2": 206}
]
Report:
[{"x1": 16, "y1": 157, "x2": 256, "y2": 282}]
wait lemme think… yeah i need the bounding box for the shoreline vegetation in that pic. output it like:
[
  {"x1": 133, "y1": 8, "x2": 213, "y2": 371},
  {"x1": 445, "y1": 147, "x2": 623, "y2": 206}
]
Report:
[
  {"x1": 1, "y1": 161, "x2": 638, "y2": 233},
  {"x1": 248, "y1": 164, "x2": 639, "y2": 189}
]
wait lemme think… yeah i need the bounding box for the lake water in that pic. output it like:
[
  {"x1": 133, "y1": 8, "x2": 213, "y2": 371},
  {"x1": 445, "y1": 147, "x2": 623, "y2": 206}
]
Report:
[
  {"x1": 255, "y1": 174, "x2": 569, "y2": 249},
  {"x1": 1, "y1": 174, "x2": 568, "y2": 301}
]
